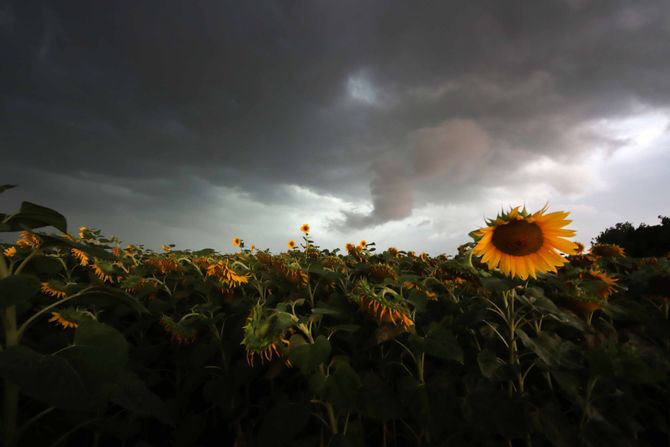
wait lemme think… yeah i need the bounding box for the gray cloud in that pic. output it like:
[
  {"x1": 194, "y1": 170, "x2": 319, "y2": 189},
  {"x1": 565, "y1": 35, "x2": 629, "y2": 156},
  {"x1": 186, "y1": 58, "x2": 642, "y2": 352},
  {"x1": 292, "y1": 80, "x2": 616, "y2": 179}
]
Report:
[{"x1": 1, "y1": 0, "x2": 669, "y2": 250}]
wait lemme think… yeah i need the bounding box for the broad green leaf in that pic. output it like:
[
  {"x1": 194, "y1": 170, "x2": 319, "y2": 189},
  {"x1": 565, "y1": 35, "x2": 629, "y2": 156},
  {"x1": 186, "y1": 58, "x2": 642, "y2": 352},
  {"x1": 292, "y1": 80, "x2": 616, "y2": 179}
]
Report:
[
  {"x1": 359, "y1": 378, "x2": 405, "y2": 421},
  {"x1": 36, "y1": 233, "x2": 117, "y2": 260},
  {"x1": 78, "y1": 286, "x2": 149, "y2": 315},
  {"x1": 410, "y1": 323, "x2": 464, "y2": 364},
  {"x1": 256, "y1": 401, "x2": 311, "y2": 447},
  {"x1": 288, "y1": 335, "x2": 331, "y2": 373},
  {"x1": 192, "y1": 248, "x2": 217, "y2": 256},
  {"x1": 0, "y1": 345, "x2": 92, "y2": 410},
  {"x1": 480, "y1": 276, "x2": 519, "y2": 293},
  {"x1": 111, "y1": 370, "x2": 173, "y2": 426},
  {"x1": 74, "y1": 320, "x2": 130, "y2": 370},
  {"x1": 517, "y1": 329, "x2": 581, "y2": 369},
  {"x1": 26, "y1": 255, "x2": 64, "y2": 274},
  {"x1": 477, "y1": 348, "x2": 507, "y2": 380},
  {"x1": 0, "y1": 201, "x2": 67, "y2": 233},
  {"x1": 312, "y1": 361, "x2": 362, "y2": 411},
  {"x1": 311, "y1": 307, "x2": 345, "y2": 316},
  {"x1": 0, "y1": 274, "x2": 40, "y2": 309},
  {"x1": 0, "y1": 184, "x2": 17, "y2": 194}
]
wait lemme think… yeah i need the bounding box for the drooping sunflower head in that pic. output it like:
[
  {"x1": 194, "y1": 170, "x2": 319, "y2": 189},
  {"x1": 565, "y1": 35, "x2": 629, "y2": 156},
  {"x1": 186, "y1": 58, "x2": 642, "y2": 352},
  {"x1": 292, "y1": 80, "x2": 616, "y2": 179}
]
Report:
[
  {"x1": 590, "y1": 243, "x2": 625, "y2": 257},
  {"x1": 472, "y1": 205, "x2": 577, "y2": 280},
  {"x1": 71, "y1": 248, "x2": 90, "y2": 266},
  {"x1": 41, "y1": 280, "x2": 68, "y2": 299},
  {"x1": 48, "y1": 308, "x2": 91, "y2": 329},
  {"x1": 345, "y1": 242, "x2": 355, "y2": 253},
  {"x1": 17, "y1": 231, "x2": 42, "y2": 249},
  {"x1": 582, "y1": 269, "x2": 618, "y2": 299},
  {"x1": 91, "y1": 260, "x2": 117, "y2": 283},
  {"x1": 572, "y1": 242, "x2": 586, "y2": 254},
  {"x1": 368, "y1": 263, "x2": 397, "y2": 281},
  {"x1": 49, "y1": 311, "x2": 79, "y2": 329},
  {"x1": 161, "y1": 244, "x2": 172, "y2": 253},
  {"x1": 159, "y1": 314, "x2": 198, "y2": 345},
  {"x1": 300, "y1": 223, "x2": 310, "y2": 234},
  {"x1": 351, "y1": 279, "x2": 414, "y2": 330},
  {"x1": 242, "y1": 302, "x2": 295, "y2": 367},
  {"x1": 206, "y1": 260, "x2": 250, "y2": 288}
]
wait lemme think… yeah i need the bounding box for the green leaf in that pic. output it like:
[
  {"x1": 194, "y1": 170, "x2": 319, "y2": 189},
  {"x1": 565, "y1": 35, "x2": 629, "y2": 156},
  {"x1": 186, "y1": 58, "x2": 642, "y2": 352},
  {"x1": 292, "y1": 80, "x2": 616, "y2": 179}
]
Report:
[
  {"x1": 359, "y1": 377, "x2": 405, "y2": 421},
  {"x1": 410, "y1": 323, "x2": 464, "y2": 364},
  {"x1": 111, "y1": 370, "x2": 173, "y2": 426},
  {"x1": 313, "y1": 361, "x2": 362, "y2": 411},
  {"x1": 288, "y1": 335, "x2": 331, "y2": 374},
  {"x1": 0, "y1": 346, "x2": 93, "y2": 410},
  {"x1": 0, "y1": 184, "x2": 17, "y2": 194},
  {"x1": 192, "y1": 248, "x2": 217, "y2": 256},
  {"x1": 26, "y1": 255, "x2": 64, "y2": 274},
  {"x1": 78, "y1": 286, "x2": 149, "y2": 315},
  {"x1": 329, "y1": 324, "x2": 360, "y2": 333},
  {"x1": 311, "y1": 307, "x2": 345, "y2": 316},
  {"x1": 480, "y1": 276, "x2": 519, "y2": 293},
  {"x1": 0, "y1": 201, "x2": 67, "y2": 233},
  {"x1": 517, "y1": 329, "x2": 581, "y2": 369},
  {"x1": 525, "y1": 295, "x2": 586, "y2": 331},
  {"x1": 0, "y1": 274, "x2": 41, "y2": 309},
  {"x1": 74, "y1": 320, "x2": 130, "y2": 370},
  {"x1": 477, "y1": 348, "x2": 507, "y2": 380},
  {"x1": 36, "y1": 233, "x2": 117, "y2": 260},
  {"x1": 256, "y1": 401, "x2": 311, "y2": 447}
]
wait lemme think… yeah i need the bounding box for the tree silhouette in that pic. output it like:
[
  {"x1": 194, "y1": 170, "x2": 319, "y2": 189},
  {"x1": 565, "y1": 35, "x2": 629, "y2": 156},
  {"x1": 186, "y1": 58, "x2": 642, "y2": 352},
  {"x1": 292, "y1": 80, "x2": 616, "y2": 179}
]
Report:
[{"x1": 593, "y1": 216, "x2": 670, "y2": 257}]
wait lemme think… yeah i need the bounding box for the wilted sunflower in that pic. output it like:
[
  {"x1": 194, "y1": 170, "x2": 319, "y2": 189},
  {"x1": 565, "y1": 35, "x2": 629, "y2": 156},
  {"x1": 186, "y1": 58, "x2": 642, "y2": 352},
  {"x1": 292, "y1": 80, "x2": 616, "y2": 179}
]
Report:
[
  {"x1": 91, "y1": 260, "x2": 115, "y2": 283},
  {"x1": 590, "y1": 243, "x2": 625, "y2": 257},
  {"x1": 17, "y1": 231, "x2": 41, "y2": 249},
  {"x1": 300, "y1": 223, "x2": 310, "y2": 234},
  {"x1": 352, "y1": 279, "x2": 414, "y2": 330},
  {"x1": 472, "y1": 205, "x2": 576, "y2": 280},
  {"x1": 41, "y1": 281, "x2": 67, "y2": 299},
  {"x1": 565, "y1": 269, "x2": 619, "y2": 314},
  {"x1": 48, "y1": 311, "x2": 78, "y2": 329},
  {"x1": 589, "y1": 270, "x2": 618, "y2": 299},
  {"x1": 242, "y1": 302, "x2": 294, "y2": 367},
  {"x1": 71, "y1": 248, "x2": 90, "y2": 266}
]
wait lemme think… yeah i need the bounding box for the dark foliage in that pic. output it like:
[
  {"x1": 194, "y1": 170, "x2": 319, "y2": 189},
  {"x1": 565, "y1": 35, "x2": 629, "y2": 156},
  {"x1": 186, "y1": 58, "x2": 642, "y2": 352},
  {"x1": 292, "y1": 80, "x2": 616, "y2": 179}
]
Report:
[{"x1": 594, "y1": 216, "x2": 670, "y2": 257}]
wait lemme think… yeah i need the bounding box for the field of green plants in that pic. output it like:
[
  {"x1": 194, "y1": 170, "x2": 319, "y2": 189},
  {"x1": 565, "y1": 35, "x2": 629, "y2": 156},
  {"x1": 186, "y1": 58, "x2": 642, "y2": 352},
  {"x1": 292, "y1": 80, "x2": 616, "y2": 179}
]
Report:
[{"x1": 0, "y1": 186, "x2": 668, "y2": 447}]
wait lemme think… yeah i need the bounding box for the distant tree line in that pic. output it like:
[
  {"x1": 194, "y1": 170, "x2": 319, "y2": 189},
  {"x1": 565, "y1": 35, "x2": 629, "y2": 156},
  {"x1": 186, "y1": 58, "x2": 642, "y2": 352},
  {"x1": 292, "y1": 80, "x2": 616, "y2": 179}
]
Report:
[{"x1": 593, "y1": 215, "x2": 670, "y2": 257}]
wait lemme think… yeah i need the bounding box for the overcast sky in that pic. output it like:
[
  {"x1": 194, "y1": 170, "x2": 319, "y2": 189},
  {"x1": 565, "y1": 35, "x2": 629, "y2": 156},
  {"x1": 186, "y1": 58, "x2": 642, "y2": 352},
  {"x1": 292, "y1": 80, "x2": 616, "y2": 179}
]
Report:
[{"x1": 1, "y1": 0, "x2": 669, "y2": 255}]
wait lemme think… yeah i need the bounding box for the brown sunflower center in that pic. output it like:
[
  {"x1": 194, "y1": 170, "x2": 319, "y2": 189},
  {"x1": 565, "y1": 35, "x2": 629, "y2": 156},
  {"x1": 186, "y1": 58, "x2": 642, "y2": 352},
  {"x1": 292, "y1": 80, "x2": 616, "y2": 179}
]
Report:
[{"x1": 491, "y1": 220, "x2": 544, "y2": 256}]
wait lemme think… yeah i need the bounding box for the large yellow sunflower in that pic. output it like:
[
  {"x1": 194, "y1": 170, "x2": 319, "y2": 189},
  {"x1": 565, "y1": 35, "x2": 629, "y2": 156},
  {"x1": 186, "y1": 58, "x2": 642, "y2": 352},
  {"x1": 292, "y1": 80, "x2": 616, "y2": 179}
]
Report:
[{"x1": 472, "y1": 205, "x2": 577, "y2": 280}]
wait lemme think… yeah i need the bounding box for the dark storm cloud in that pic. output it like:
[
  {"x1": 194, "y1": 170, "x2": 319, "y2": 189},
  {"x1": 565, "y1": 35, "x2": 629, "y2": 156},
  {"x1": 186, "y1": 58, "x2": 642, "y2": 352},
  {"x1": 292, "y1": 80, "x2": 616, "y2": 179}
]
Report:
[{"x1": 1, "y1": 0, "x2": 670, "y2": 235}]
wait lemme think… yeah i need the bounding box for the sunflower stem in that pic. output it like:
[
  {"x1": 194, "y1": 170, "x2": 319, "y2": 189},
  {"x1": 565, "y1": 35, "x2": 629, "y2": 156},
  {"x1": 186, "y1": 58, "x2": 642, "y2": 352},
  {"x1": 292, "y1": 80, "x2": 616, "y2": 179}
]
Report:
[
  {"x1": 0, "y1": 254, "x2": 9, "y2": 278},
  {"x1": 14, "y1": 248, "x2": 40, "y2": 275},
  {"x1": 16, "y1": 286, "x2": 97, "y2": 343},
  {"x1": 2, "y1": 305, "x2": 20, "y2": 447}
]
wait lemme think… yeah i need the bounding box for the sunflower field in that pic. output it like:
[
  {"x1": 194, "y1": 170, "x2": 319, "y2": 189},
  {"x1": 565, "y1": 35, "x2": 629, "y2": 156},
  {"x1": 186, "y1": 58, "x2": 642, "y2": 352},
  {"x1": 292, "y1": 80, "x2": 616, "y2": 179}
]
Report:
[{"x1": 0, "y1": 186, "x2": 669, "y2": 447}]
